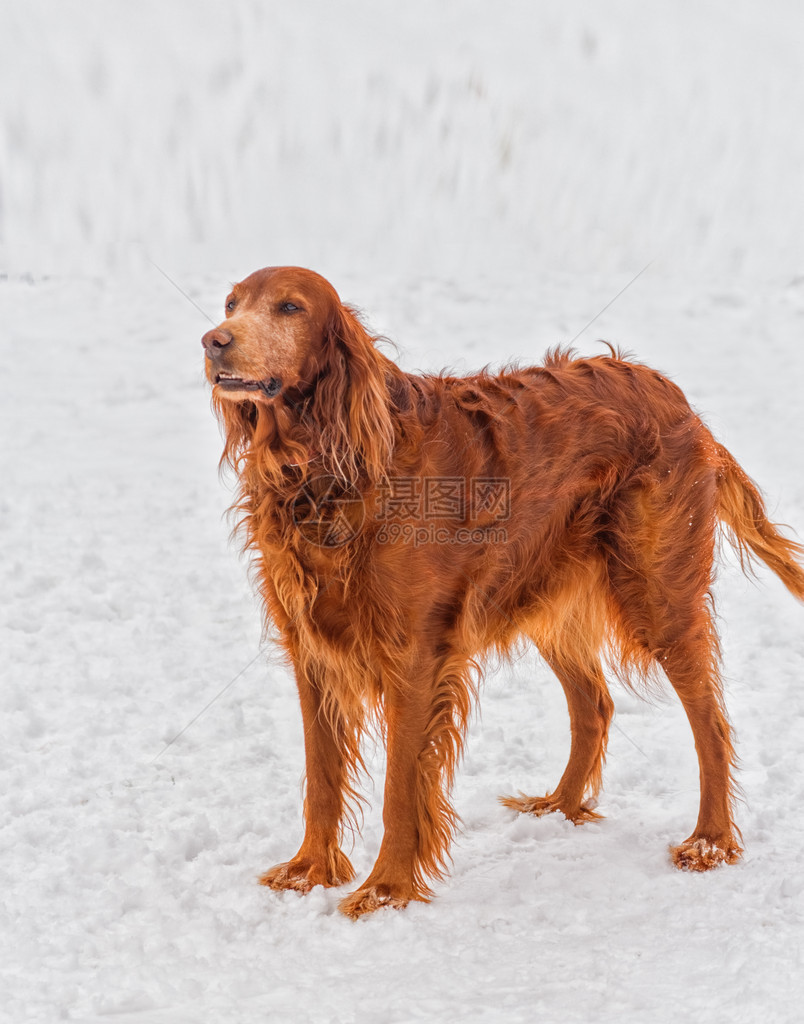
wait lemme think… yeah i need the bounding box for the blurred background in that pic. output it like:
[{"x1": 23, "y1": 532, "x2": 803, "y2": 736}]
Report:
[
  {"x1": 3, "y1": 7, "x2": 804, "y2": 1020},
  {"x1": 2, "y1": 0, "x2": 803, "y2": 283}
]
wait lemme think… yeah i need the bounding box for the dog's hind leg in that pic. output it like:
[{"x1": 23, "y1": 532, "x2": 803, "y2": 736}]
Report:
[
  {"x1": 500, "y1": 653, "x2": 614, "y2": 823},
  {"x1": 606, "y1": 462, "x2": 743, "y2": 870},
  {"x1": 653, "y1": 608, "x2": 743, "y2": 870},
  {"x1": 614, "y1": 591, "x2": 742, "y2": 869},
  {"x1": 502, "y1": 562, "x2": 614, "y2": 824}
]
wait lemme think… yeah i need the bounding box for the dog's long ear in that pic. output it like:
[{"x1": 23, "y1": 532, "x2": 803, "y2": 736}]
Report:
[
  {"x1": 212, "y1": 392, "x2": 259, "y2": 475},
  {"x1": 310, "y1": 302, "x2": 394, "y2": 487}
]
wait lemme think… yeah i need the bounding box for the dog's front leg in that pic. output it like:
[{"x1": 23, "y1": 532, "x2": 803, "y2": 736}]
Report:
[
  {"x1": 339, "y1": 651, "x2": 469, "y2": 919},
  {"x1": 260, "y1": 660, "x2": 359, "y2": 894}
]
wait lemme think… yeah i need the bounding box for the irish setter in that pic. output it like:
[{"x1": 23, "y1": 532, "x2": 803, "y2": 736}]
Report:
[{"x1": 202, "y1": 266, "x2": 804, "y2": 918}]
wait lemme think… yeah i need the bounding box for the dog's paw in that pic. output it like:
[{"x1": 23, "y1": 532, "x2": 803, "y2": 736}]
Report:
[
  {"x1": 338, "y1": 882, "x2": 421, "y2": 919},
  {"x1": 260, "y1": 851, "x2": 355, "y2": 894},
  {"x1": 670, "y1": 836, "x2": 743, "y2": 872},
  {"x1": 259, "y1": 860, "x2": 317, "y2": 894},
  {"x1": 499, "y1": 791, "x2": 602, "y2": 824}
]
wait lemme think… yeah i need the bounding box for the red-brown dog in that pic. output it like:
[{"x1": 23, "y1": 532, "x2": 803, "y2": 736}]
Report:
[{"x1": 203, "y1": 266, "x2": 804, "y2": 918}]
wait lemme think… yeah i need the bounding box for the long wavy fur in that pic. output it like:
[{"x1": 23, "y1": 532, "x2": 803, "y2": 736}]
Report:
[{"x1": 208, "y1": 269, "x2": 804, "y2": 915}]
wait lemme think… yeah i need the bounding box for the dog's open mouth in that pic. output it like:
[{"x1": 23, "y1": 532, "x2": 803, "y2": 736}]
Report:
[{"x1": 215, "y1": 373, "x2": 282, "y2": 397}]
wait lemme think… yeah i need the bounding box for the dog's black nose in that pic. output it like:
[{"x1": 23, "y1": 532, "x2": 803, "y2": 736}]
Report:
[{"x1": 201, "y1": 327, "x2": 233, "y2": 357}]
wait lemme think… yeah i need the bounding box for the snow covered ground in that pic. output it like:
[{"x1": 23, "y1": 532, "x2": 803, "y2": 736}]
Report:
[{"x1": 2, "y1": 3, "x2": 804, "y2": 1023}]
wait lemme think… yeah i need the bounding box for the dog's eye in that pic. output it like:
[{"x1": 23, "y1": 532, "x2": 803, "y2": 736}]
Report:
[
  {"x1": 225, "y1": 298, "x2": 236, "y2": 313},
  {"x1": 280, "y1": 301, "x2": 301, "y2": 313}
]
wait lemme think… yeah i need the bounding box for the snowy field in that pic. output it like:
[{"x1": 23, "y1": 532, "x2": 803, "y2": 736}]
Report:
[{"x1": 2, "y1": 3, "x2": 804, "y2": 1023}]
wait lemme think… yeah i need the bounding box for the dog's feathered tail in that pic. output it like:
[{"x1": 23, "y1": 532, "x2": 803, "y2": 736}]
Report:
[{"x1": 717, "y1": 443, "x2": 804, "y2": 600}]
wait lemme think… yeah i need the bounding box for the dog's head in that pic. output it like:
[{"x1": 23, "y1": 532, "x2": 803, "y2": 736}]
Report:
[
  {"x1": 202, "y1": 266, "x2": 342, "y2": 401},
  {"x1": 203, "y1": 266, "x2": 394, "y2": 486}
]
